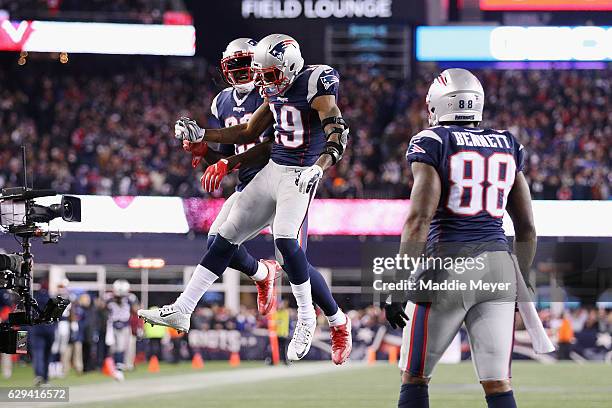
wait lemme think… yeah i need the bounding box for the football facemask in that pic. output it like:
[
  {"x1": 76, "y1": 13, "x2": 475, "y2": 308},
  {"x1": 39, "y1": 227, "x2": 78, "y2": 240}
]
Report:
[{"x1": 221, "y1": 52, "x2": 254, "y2": 86}]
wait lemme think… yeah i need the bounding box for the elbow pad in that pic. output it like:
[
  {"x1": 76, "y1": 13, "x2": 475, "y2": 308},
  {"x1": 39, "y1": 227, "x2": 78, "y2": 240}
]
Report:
[{"x1": 321, "y1": 116, "x2": 349, "y2": 165}]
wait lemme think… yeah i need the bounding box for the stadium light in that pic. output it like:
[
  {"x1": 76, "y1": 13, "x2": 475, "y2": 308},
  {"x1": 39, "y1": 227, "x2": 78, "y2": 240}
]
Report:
[
  {"x1": 128, "y1": 258, "x2": 166, "y2": 269},
  {"x1": 416, "y1": 26, "x2": 612, "y2": 61},
  {"x1": 0, "y1": 20, "x2": 196, "y2": 56},
  {"x1": 480, "y1": 0, "x2": 612, "y2": 11}
]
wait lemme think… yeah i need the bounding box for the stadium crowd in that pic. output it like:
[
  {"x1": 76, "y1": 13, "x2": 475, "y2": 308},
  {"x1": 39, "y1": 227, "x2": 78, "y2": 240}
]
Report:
[{"x1": 0, "y1": 59, "x2": 609, "y2": 200}]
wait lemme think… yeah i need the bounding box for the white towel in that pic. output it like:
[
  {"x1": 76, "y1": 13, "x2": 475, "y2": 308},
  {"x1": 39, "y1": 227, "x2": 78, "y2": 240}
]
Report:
[{"x1": 513, "y1": 256, "x2": 556, "y2": 354}]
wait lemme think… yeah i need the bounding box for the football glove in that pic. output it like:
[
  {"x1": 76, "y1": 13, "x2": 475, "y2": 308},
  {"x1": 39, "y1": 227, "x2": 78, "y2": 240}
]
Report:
[
  {"x1": 201, "y1": 159, "x2": 230, "y2": 192},
  {"x1": 383, "y1": 302, "x2": 409, "y2": 330},
  {"x1": 296, "y1": 164, "x2": 323, "y2": 194},
  {"x1": 183, "y1": 140, "x2": 208, "y2": 168},
  {"x1": 175, "y1": 117, "x2": 204, "y2": 143}
]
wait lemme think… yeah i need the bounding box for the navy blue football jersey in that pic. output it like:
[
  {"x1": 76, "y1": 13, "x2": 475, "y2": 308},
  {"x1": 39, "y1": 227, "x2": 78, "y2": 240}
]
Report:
[
  {"x1": 267, "y1": 65, "x2": 340, "y2": 166},
  {"x1": 406, "y1": 125, "x2": 525, "y2": 250},
  {"x1": 209, "y1": 87, "x2": 271, "y2": 191}
]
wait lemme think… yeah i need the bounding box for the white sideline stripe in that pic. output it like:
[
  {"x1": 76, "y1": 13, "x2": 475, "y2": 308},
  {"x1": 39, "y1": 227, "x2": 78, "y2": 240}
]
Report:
[{"x1": 33, "y1": 361, "x2": 368, "y2": 407}]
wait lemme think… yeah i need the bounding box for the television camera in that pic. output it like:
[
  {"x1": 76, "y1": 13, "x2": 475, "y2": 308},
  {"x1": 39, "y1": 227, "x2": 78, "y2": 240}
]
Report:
[{"x1": 0, "y1": 147, "x2": 81, "y2": 354}]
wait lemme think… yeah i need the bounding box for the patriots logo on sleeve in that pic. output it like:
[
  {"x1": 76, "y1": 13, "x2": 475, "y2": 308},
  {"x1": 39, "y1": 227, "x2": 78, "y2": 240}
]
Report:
[
  {"x1": 320, "y1": 74, "x2": 339, "y2": 90},
  {"x1": 407, "y1": 142, "x2": 426, "y2": 155},
  {"x1": 407, "y1": 136, "x2": 427, "y2": 155}
]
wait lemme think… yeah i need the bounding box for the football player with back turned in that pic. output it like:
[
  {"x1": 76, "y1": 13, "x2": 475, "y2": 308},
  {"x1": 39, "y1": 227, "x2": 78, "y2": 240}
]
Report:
[{"x1": 385, "y1": 69, "x2": 537, "y2": 408}]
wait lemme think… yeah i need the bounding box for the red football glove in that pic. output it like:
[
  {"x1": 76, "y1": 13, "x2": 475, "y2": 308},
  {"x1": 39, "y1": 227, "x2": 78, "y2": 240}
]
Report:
[
  {"x1": 183, "y1": 140, "x2": 208, "y2": 168},
  {"x1": 201, "y1": 159, "x2": 230, "y2": 192}
]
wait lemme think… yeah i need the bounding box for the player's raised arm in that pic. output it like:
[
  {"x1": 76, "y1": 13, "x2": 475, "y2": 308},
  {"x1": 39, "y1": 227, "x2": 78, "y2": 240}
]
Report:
[
  {"x1": 175, "y1": 101, "x2": 274, "y2": 145},
  {"x1": 506, "y1": 171, "x2": 537, "y2": 281}
]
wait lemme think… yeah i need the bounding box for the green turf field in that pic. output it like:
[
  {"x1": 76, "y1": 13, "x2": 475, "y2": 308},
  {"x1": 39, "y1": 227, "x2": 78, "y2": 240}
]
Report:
[
  {"x1": 51, "y1": 361, "x2": 611, "y2": 408},
  {"x1": 2, "y1": 361, "x2": 611, "y2": 407},
  {"x1": 0, "y1": 360, "x2": 261, "y2": 387}
]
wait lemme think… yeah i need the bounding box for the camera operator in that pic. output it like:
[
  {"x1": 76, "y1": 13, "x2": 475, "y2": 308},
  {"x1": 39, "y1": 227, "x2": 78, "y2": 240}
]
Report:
[{"x1": 30, "y1": 280, "x2": 56, "y2": 386}]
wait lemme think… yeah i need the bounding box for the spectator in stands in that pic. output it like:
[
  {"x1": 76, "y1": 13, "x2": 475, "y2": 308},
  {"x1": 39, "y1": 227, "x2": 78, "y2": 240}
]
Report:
[{"x1": 573, "y1": 309, "x2": 609, "y2": 361}]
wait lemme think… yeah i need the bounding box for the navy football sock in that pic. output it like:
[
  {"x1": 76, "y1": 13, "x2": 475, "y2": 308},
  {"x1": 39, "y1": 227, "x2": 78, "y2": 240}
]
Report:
[
  {"x1": 229, "y1": 245, "x2": 258, "y2": 277},
  {"x1": 207, "y1": 235, "x2": 257, "y2": 277},
  {"x1": 398, "y1": 383, "x2": 429, "y2": 408},
  {"x1": 200, "y1": 235, "x2": 238, "y2": 277},
  {"x1": 274, "y1": 238, "x2": 309, "y2": 284},
  {"x1": 308, "y1": 263, "x2": 339, "y2": 316},
  {"x1": 485, "y1": 391, "x2": 517, "y2": 408},
  {"x1": 114, "y1": 352, "x2": 124, "y2": 368},
  {"x1": 206, "y1": 235, "x2": 215, "y2": 249}
]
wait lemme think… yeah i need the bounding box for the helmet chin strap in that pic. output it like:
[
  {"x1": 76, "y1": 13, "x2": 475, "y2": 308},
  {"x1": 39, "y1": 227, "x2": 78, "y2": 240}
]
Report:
[{"x1": 233, "y1": 81, "x2": 255, "y2": 94}]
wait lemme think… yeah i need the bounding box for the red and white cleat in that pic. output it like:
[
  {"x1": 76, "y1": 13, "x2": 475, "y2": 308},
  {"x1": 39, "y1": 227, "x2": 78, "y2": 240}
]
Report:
[
  {"x1": 256, "y1": 259, "x2": 280, "y2": 316},
  {"x1": 330, "y1": 314, "x2": 352, "y2": 365}
]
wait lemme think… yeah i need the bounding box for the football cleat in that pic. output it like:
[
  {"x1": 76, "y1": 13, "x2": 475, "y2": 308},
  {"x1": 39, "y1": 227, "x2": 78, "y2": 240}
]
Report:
[
  {"x1": 137, "y1": 304, "x2": 191, "y2": 333},
  {"x1": 112, "y1": 369, "x2": 125, "y2": 382},
  {"x1": 256, "y1": 259, "x2": 280, "y2": 316},
  {"x1": 330, "y1": 314, "x2": 352, "y2": 365},
  {"x1": 287, "y1": 318, "x2": 316, "y2": 361}
]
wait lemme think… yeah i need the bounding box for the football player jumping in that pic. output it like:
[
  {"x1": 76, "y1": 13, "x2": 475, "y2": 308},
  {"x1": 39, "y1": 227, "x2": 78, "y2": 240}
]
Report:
[
  {"x1": 139, "y1": 35, "x2": 352, "y2": 364},
  {"x1": 385, "y1": 69, "x2": 536, "y2": 408},
  {"x1": 188, "y1": 38, "x2": 279, "y2": 317}
]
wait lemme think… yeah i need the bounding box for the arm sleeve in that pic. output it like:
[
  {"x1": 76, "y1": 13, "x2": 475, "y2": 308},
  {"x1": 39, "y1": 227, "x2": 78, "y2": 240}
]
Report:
[
  {"x1": 208, "y1": 114, "x2": 221, "y2": 130},
  {"x1": 516, "y1": 144, "x2": 525, "y2": 172},
  {"x1": 209, "y1": 92, "x2": 222, "y2": 129},
  {"x1": 406, "y1": 129, "x2": 444, "y2": 169},
  {"x1": 506, "y1": 131, "x2": 525, "y2": 172},
  {"x1": 208, "y1": 92, "x2": 233, "y2": 154},
  {"x1": 307, "y1": 65, "x2": 340, "y2": 104}
]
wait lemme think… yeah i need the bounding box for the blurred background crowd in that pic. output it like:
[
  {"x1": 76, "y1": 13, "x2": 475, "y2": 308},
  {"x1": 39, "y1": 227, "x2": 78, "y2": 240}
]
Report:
[{"x1": 0, "y1": 59, "x2": 609, "y2": 200}]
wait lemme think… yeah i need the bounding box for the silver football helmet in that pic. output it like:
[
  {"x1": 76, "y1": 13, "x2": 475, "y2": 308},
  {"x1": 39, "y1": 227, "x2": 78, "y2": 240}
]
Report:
[
  {"x1": 112, "y1": 279, "x2": 130, "y2": 297},
  {"x1": 425, "y1": 68, "x2": 484, "y2": 126},
  {"x1": 252, "y1": 34, "x2": 304, "y2": 97},
  {"x1": 221, "y1": 38, "x2": 258, "y2": 93}
]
